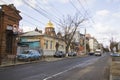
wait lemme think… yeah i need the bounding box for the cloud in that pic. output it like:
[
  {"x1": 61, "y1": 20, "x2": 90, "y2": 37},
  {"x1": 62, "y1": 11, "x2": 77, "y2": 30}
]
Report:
[
  {"x1": 12, "y1": 0, "x2": 23, "y2": 7},
  {"x1": 0, "y1": 1, "x2": 6, "y2": 5},
  {"x1": 112, "y1": 12, "x2": 120, "y2": 18},
  {"x1": 93, "y1": 10, "x2": 110, "y2": 33},
  {"x1": 0, "y1": 0, "x2": 24, "y2": 7},
  {"x1": 93, "y1": 23, "x2": 109, "y2": 33},
  {"x1": 41, "y1": 0, "x2": 48, "y2": 4},
  {"x1": 20, "y1": 25, "x2": 45, "y2": 33},
  {"x1": 20, "y1": 26, "x2": 34, "y2": 32},
  {"x1": 92, "y1": 9, "x2": 120, "y2": 45},
  {"x1": 84, "y1": 0, "x2": 96, "y2": 6},
  {"x1": 96, "y1": 10, "x2": 110, "y2": 16},
  {"x1": 107, "y1": 0, "x2": 120, "y2": 3},
  {"x1": 40, "y1": 0, "x2": 69, "y2": 4},
  {"x1": 27, "y1": 0, "x2": 37, "y2": 8},
  {"x1": 60, "y1": 0, "x2": 69, "y2": 3}
]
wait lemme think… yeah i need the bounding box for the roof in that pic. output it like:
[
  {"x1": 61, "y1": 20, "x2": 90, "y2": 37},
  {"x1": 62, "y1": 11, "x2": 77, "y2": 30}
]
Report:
[
  {"x1": 20, "y1": 31, "x2": 43, "y2": 37},
  {"x1": 46, "y1": 21, "x2": 54, "y2": 28}
]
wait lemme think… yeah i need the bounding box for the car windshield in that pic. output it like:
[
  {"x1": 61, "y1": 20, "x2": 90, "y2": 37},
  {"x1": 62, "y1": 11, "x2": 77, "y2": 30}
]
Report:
[{"x1": 22, "y1": 50, "x2": 30, "y2": 54}]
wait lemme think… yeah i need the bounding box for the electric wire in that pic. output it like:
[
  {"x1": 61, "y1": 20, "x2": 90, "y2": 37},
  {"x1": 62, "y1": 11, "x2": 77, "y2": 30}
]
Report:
[{"x1": 22, "y1": 0, "x2": 61, "y2": 26}]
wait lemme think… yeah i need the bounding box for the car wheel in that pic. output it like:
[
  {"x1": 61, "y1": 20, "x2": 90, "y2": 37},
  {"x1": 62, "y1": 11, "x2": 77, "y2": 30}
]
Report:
[
  {"x1": 27, "y1": 58, "x2": 31, "y2": 62},
  {"x1": 37, "y1": 57, "x2": 40, "y2": 60}
]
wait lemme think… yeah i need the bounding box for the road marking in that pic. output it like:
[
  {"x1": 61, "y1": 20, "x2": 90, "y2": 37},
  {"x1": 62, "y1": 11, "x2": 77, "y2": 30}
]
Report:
[{"x1": 43, "y1": 57, "x2": 101, "y2": 80}]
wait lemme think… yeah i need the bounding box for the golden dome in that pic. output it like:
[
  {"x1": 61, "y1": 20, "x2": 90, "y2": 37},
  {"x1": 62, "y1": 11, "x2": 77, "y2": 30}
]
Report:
[{"x1": 46, "y1": 21, "x2": 54, "y2": 28}]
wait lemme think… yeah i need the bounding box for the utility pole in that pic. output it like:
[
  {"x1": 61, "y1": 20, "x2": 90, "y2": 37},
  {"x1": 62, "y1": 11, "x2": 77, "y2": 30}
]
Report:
[{"x1": 84, "y1": 28, "x2": 86, "y2": 54}]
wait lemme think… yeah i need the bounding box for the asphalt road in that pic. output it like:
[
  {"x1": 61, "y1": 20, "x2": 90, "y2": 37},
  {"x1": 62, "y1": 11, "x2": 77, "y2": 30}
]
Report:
[{"x1": 0, "y1": 53, "x2": 110, "y2": 80}]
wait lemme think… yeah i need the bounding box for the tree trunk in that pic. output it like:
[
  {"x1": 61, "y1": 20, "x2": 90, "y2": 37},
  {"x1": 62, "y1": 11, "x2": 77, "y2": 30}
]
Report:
[{"x1": 66, "y1": 46, "x2": 69, "y2": 53}]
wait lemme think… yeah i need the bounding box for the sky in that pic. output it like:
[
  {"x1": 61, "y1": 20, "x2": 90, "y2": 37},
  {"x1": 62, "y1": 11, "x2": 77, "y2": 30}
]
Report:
[{"x1": 0, "y1": 0, "x2": 120, "y2": 47}]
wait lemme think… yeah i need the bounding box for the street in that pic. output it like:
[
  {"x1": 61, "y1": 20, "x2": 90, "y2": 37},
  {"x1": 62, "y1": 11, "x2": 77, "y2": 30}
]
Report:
[{"x1": 0, "y1": 53, "x2": 110, "y2": 80}]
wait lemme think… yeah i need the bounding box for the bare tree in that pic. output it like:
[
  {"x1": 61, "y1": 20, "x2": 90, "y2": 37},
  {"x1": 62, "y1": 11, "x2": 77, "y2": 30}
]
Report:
[
  {"x1": 110, "y1": 41, "x2": 118, "y2": 52},
  {"x1": 59, "y1": 13, "x2": 86, "y2": 53},
  {"x1": 55, "y1": 42, "x2": 59, "y2": 52}
]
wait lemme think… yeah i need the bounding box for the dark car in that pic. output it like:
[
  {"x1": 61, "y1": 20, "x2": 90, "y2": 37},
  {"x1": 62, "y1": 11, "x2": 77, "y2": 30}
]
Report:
[
  {"x1": 17, "y1": 50, "x2": 42, "y2": 61},
  {"x1": 68, "y1": 52, "x2": 77, "y2": 56},
  {"x1": 89, "y1": 52, "x2": 94, "y2": 55},
  {"x1": 54, "y1": 51, "x2": 66, "y2": 57}
]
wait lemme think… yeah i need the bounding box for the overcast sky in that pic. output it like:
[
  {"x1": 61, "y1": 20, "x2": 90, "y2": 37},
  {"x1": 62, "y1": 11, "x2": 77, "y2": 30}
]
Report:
[{"x1": 0, "y1": 0, "x2": 120, "y2": 47}]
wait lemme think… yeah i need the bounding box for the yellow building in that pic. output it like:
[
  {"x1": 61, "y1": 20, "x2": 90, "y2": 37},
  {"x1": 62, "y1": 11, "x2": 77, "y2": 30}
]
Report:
[
  {"x1": 19, "y1": 21, "x2": 66, "y2": 56},
  {"x1": 41, "y1": 21, "x2": 65, "y2": 56},
  {"x1": 40, "y1": 35, "x2": 65, "y2": 56}
]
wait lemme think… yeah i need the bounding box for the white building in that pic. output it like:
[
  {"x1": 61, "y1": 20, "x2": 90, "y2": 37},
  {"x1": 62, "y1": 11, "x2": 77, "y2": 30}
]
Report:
[{"x1": 89, "y1": 37, "x2": 99, "y2": 53}]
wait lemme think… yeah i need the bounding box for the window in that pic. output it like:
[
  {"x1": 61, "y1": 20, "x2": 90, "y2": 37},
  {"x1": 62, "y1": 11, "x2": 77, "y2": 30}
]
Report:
[
  {"x1": 50, "y1": 41, "x2": 53, "y2": 49},
  {"x1": 46, "y1": 40, "x2": 48, "y2": 49},
  {"x1": 61, "y1": 45, "x2": 64, "y2": 48}
]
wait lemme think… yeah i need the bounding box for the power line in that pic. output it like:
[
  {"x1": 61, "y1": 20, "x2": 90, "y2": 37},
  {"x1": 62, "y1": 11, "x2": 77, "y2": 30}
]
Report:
[
  {"x1": 69, "y1": 0, "x2": 84, "y2": 17},
  {"x1": 48, "y1": 3, "x2": 63, "y2": 16},
  {"x1": 77, "y1": 0, "x2": 95, "y2": 24},
  {"x1": 84, "y1": 0, "x2": 95, "y2": 24},
  {"x1": 36, "y1": 1, "x2": 59, "y2": 20},
  {"x1": 0, "y1": 0, "x2": 45, "y2": 27},
  {"x1": 69, "y1": 0, "x2": 95, "y2": 28},
  {"x1": 22, "y1": 0, "x2": 61, "y2": 26},
  {"x1": 0, "y1": 0, "x2": 42, "y2": 29},
  {"x1": 22, "y1": 19, "x2": 38, "y2": 27},
  {"x1": 21, "y1": 12, "x2": 45, "y2": 25}
]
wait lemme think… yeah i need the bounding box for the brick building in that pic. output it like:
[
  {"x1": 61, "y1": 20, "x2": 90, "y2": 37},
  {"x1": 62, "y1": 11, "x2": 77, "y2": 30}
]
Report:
[{"x1": 0, "y1": 4, "x2": 22, "y2": 64}]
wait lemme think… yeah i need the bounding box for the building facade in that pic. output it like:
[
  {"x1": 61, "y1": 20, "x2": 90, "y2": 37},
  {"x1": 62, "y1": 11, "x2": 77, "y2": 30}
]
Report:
[
  {"x1": 89, "y1": 37, "x2": 99, "y2": 53},
  {"x1": 72, "y1": 31, "x2": 85, "y2": 54},
  {"x1": 19, "y1": 21, "x2": 66, "y2": 56},
  {"x1": 0, "y1": 4, "x2": 22, "y2": 64}
]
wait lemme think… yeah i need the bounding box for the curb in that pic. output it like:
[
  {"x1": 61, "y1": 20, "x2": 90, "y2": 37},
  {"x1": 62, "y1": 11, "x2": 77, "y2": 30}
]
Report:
[
  {"x1": 0, "y1": 60, "x2": 42, "y2": 68},
  {"x1": 0, "y1": 55, "x2": 87, "y2": 68}
]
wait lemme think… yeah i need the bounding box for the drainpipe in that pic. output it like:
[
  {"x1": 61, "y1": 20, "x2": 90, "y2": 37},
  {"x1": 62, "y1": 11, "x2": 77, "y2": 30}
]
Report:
[{"x1": 0, "y1": 10, "x2": 4, "y2": 65}]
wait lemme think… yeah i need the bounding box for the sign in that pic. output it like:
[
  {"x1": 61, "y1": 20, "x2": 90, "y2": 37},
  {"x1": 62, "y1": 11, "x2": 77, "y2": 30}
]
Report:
[
  {"x1": 27, "y1": 39, "x2": 40, "y2": 42},
  {"x1": 13, "y1": 24, "x2": 18, "y2": 34},
  {"x1": 6, "y1": 26, "x2": 13, "y2": 30}
]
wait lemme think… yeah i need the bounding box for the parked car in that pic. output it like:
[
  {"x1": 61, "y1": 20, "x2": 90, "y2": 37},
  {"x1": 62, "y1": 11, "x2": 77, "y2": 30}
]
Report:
[
  {"x1": 54, "y1": 51, "x2": 66, "y2": 57},
  {"x1": 110, "y1": 53, "x2": 120, "y2": 57},
  {"x1": 89, "y1": 52, "x2": 94, "y2": 55},
  {"x1": 17, "y1": 50, "x2": 42, "y2": 61},
  {"x1": 68, "y1": 52, "x2": 77, "y2": 56},
  {"x1": 94, "y1": 49, "x2": 102, "y2": 56}
]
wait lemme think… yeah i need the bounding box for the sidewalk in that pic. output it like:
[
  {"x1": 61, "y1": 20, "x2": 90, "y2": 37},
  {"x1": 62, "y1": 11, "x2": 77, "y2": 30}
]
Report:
[
  {"x1": 0, "y1": 57, "x2": 63, "y2": 68},
  {"x1": 0, "y1": 55, "x2": 87, "y2": 68},
  {"x1": 110, "y1": 57, "x2": 120, "y2": 80}
]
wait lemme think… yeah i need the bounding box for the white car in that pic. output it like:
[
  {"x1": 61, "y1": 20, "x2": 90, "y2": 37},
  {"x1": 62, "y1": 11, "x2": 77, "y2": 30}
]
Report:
[{"x1": 95, "y1": 49, "x2": 102, "y2": 56}]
